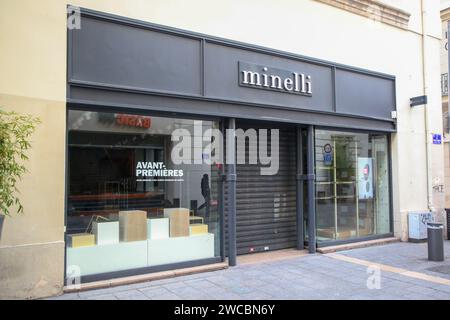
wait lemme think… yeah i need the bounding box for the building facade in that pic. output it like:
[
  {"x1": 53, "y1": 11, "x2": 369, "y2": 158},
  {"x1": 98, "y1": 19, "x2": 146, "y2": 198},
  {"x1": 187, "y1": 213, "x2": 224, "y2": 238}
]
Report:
[
  {"x1": 0, "y1": 0, "x2": 445, "y2": 299},
  {"x1": 441, "y1": 5, "x2": 450, "y2": 212}
]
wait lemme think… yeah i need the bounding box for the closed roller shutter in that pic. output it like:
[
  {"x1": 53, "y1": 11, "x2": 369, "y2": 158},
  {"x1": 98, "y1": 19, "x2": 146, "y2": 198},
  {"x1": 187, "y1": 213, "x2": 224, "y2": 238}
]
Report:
[{"x1": 225, "y1": 122, "x2": 297, "y2": 255}]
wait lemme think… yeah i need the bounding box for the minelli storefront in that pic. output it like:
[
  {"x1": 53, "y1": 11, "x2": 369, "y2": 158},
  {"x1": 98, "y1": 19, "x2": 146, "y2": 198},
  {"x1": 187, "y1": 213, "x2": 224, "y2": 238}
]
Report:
[
  {"x1": 0, "y1": 1, "x2": 444, "y2": 299},
  {"x1": 63, "y1": 7, "x2": 395, "y2": 284}
]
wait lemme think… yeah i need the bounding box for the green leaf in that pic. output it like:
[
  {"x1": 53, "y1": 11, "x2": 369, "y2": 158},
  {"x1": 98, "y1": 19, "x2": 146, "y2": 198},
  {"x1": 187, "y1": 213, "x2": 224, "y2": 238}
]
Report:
[{"x1": 0, "y1": 109, "x2": 40, "y2": 216}]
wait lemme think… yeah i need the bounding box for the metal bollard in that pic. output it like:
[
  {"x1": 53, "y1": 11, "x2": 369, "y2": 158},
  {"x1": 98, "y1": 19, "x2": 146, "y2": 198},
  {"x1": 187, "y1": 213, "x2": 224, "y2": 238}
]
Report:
[{"x1": 427, "y1": 223, "x2": 444, "y2": 262}]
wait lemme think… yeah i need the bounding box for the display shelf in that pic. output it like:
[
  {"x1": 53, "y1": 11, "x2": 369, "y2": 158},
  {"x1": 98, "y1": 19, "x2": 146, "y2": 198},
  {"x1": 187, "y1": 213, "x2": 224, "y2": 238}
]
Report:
[
  {"x1": 316, "y1": 181, "x2": 355, "y2": 185},
  {"x1": 66, "y1": 233, "x2": 215, "y2": 276},
  {"x1": 316, "y1": 166, "x2": 357, "y2": 170},
  {"x1": 316, "y1": 196, "x2": 334, "y2": 200},
  {"x1": 147, "y1": 233, "x2": 214, "y2": 266},
  {"x1": 316, "y1": 195, "x2": 357, "y2": 200}
]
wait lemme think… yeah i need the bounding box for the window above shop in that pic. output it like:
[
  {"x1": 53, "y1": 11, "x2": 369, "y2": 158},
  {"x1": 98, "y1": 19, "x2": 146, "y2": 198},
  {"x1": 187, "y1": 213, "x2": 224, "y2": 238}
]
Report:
[{"x1": 314, "y1": 0, "x2": 410, "y2": 29}]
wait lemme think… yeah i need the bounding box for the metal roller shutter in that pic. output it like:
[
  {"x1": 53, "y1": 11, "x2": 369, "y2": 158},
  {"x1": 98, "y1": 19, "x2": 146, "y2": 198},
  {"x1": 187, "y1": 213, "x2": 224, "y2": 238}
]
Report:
[{"x1": 225, "y1": 122, "x2": 297, "y2": 255}]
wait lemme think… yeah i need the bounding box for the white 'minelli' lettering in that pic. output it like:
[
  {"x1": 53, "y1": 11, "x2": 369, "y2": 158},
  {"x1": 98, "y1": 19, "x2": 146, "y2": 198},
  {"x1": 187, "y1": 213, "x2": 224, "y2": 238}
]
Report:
[
  {"x1": 240, "y1": 64, "x2": 312, "y2": 95},
  {"x1": 283, "y1": 77, "x2": 293, "y2": 91},
  {"x1": 270, "y1": 75, "x2": 282, "y2": 89},
  {"x1": 241, "y1": 70, "x2": 261, "y2": 86}
]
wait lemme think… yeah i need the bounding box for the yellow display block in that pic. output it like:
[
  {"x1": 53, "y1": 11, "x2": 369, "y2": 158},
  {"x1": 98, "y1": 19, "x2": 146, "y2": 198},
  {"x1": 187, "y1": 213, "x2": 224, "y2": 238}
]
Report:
[
  {"x1": 189, "y1": 224, "x2": 208, "y2": 235},
  {"x1": 67, "y1": 233, "x2": 95, "y2": 248}
]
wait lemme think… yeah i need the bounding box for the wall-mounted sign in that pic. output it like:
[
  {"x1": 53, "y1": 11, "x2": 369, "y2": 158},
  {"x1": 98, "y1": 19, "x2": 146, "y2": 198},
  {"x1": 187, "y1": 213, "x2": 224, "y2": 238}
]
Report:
[
  {"x1": 410, "y1": 95, "x2": 427, "y2": 107},
  {"x1": 441, "y1": 73, "x2": 448, "y2": 96},
  {"x1": 323, "y1": 143, "x2": 333, "y2": 166},
  {"x1": 239, "y1": 62, "x2": 312, "y2": 96},
  {"x1": 432, "y1": 133, "x2": 442, "y2": 145},
  {"x1": 358, "y1": 157, "x2": 373, "y2": 199},
  {"x1": 98, "y1": 113, "x2": 151, "y2": 129}
]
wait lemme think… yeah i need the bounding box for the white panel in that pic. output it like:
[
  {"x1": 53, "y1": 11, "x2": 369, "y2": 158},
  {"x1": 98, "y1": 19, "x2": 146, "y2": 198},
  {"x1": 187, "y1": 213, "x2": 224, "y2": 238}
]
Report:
[
  {"x1": 66, "y1": 241, "x2": 148, "y2": 276},
  {"x1": 147, "y1": 233, "x2": 215, "y2": 266}
]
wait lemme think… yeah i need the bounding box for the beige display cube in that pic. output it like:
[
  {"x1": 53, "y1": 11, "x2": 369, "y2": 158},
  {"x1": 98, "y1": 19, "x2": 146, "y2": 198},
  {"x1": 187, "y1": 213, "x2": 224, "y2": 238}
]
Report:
[
  {"x1": 119, "y1": 210, "x2": 148, "y2": 242},
  {"x1": 164, "y1": 208, "x2": 190, "y2": 237}
]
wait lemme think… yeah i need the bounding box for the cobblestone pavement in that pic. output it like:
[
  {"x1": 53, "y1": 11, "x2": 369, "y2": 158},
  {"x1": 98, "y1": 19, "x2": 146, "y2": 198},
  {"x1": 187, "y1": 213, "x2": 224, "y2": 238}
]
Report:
[{"x1": 51, "y1": 241, "x2": 450, "y2": 300}]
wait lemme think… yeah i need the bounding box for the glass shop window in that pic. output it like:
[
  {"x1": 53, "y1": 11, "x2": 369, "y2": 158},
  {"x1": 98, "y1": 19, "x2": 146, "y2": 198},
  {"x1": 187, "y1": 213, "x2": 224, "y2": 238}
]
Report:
[
  {"x1": 66, "y1": 110, "x2": 221, "y2": 279},
  {"x1": 314, "y1": 130, "x2": 390, "y2": 242}
]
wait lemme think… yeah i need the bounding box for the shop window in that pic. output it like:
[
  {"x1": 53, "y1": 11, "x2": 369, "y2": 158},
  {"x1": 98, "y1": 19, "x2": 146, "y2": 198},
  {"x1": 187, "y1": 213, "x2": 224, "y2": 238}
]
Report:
[
  {"x1": 315, "y1": 130, "x2": 390, "y2": 242},
  {"x1": 66, "y1": 110, "x2": 221, "y2": 280}
]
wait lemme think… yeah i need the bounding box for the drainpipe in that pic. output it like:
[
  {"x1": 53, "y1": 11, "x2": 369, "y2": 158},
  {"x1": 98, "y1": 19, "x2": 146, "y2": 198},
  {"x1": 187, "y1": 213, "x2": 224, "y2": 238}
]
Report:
[{"x1": 420, "y1": 0, "x2": 433, "y2": 211}]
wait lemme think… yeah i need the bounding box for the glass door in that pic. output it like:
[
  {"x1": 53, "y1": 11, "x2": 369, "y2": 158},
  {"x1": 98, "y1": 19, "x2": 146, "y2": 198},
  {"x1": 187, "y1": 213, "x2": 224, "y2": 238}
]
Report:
[{"x1": 314, "y1": 130, "x2": 391, "y2": 243}]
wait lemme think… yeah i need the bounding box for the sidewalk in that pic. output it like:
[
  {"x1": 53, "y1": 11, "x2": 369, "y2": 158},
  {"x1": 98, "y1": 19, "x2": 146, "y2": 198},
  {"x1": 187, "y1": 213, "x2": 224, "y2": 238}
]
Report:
[{"x1": 50, "y1": 241, "x2": 450, "y2": 300}]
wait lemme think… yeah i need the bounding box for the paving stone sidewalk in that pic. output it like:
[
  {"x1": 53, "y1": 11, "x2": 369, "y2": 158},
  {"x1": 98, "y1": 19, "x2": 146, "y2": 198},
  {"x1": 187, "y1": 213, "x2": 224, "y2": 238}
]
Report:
[{"x1": 50, "y1": 241, "x2": 450, "y2": 300}]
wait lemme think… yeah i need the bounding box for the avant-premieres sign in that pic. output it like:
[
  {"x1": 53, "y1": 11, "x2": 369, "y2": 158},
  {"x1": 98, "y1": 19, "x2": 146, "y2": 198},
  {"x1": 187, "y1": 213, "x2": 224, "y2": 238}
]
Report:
[
  {"x1": 136, "y1": 162, "x2": 184, "y2": 182},
  {"x1": 239, "y1": 61, "x2": 312, "y2": 96}
]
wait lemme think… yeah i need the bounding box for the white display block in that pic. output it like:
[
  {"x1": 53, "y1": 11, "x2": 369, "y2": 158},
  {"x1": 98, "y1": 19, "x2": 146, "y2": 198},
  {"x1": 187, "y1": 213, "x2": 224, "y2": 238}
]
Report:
[
  {"x1": 66, "y1": 240, "x2": 147, "y2": 276},
  {"x1": 66, "y1": 234, "x2": 215, "y2": 277},
  {"x1": 147, "y1": 218, "x2": 169, "y2": 240},
  {"x1": 92, "y1": 221, "x2": 119, "y2": 245},
  {"x1": 147, "y1": 233, "x2": 215, "y2": 266}
]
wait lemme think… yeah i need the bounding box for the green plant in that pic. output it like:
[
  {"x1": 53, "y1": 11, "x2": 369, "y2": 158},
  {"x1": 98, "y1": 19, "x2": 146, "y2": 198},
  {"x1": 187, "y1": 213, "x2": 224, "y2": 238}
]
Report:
[{"x1": 0, "y1": 110, "x2": 40, "y2": 216}]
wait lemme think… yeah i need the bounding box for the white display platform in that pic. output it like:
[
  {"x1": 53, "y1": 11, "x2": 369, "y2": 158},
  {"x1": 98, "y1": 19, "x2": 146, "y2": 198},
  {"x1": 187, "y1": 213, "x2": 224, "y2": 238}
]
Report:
[
  {"x1": 92, "y1": 221, "x2": 119, "y2": 245},
  {"x1": 147, "y1": 218, "x2": 169, "y2": 239},
  {"x1": 66, "y1": 240, "x2": 147, "y2": 276},
  {"x1": 66, "y1": 233, "x2": 215, "y2": 276},
  {"x1": 147, "y1": 233, "x2": 215, "y2": 266}
]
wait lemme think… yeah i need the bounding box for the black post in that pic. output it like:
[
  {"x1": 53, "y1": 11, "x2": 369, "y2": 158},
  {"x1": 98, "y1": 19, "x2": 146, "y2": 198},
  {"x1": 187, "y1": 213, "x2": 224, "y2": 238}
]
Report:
[
  {"x1": 218, "y1": 120, "x2": 225, "y2": 262},
  {"x1": 296, "y1": 127, "x2": 304, "y2": 250},
  {"x1": 226, "y1": 118, "x2": 237, "y2": 266},
  {"x1": 307, "y1": 125, "x2": 316, "y2": 253}
]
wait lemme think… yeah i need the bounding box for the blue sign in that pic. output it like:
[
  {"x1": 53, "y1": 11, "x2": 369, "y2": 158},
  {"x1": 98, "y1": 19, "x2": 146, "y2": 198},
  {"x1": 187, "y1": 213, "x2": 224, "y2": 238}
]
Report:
[
  {"x1": 323, "y1": 143, "x2": 333, "y2": 166},
  {"x1": 432, "y1": 134, "x2": 442, "y2": 145},
  {"x1": 324, "y1": 153, "x2": 332, "y2": 165}
]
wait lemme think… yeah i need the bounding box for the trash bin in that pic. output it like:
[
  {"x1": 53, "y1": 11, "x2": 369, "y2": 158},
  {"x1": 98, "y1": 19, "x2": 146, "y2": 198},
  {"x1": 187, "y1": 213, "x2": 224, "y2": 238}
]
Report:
[
  {"x1": 446, "y1": 209, "x2": 450, "y2": 239},
  {"x1": 427, "y1": 223, "x2": 444, "y2": 262}
]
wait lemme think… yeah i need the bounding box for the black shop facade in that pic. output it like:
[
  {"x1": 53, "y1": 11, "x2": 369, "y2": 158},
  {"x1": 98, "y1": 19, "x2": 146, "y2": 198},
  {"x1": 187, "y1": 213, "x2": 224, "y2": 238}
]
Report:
[{"x1": 65, "y1": 8, "x2": 396, "y2": 284}]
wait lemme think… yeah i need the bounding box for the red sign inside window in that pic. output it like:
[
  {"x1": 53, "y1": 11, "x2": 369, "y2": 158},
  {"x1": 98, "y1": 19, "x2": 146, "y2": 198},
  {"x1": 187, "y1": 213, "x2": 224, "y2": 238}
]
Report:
[{"x1": 115, "y1": 114, "x2": 151, "y2": 129}]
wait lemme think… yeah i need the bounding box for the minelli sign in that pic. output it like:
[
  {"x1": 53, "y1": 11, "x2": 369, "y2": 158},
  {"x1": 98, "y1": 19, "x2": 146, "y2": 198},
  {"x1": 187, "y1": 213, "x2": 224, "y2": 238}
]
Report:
[{"x1": 238, "y1": 61, "x2": 312, "y2": 96}]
